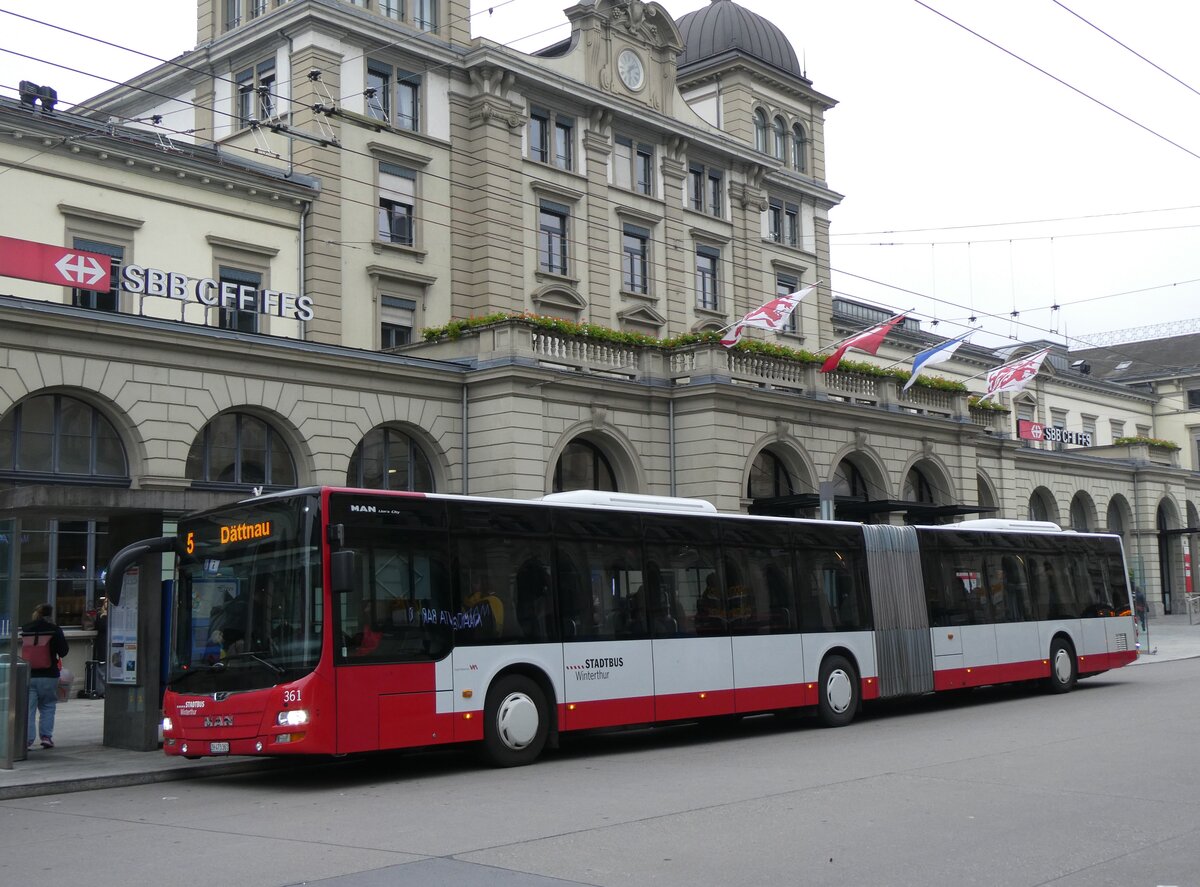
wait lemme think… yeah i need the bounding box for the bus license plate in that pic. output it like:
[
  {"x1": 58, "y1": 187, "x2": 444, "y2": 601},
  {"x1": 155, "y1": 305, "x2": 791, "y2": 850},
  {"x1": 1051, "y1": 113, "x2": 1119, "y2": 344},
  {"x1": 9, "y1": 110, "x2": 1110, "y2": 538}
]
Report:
[{"x1": 210, "y1": 741, "x2": 229, "y2": 754}]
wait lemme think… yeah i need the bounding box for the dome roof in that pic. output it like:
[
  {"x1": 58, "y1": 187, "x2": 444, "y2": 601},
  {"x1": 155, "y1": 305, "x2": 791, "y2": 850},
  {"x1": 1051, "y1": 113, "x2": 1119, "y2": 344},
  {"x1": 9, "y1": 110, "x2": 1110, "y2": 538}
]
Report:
[{"x1": 676, "y1": 0, "x2": 802, "y2": 79}]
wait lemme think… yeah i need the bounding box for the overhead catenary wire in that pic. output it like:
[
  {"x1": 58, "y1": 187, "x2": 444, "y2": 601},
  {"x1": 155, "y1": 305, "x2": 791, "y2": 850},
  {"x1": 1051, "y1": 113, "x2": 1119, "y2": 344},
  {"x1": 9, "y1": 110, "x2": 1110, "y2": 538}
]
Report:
[
  {"x1": 4, "y1": 81, "x2": 1197, "y2": 378},
  {"x1": 1, "y1": 14, "x2": 1198, "y2": 376},
  {"x1": 911, "y1": 0, "x2": 1200, "y2": 162}
]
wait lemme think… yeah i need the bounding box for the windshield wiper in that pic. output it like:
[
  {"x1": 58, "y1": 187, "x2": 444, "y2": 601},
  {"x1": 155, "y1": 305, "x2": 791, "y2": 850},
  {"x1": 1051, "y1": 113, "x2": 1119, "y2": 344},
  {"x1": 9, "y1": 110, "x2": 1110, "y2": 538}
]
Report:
[
  {"x1": 222, "y1": 650, "x2": 285, "y2": 674},
  {"x1": 167, "y1": 662, "x2": 225, "y2": 686}
]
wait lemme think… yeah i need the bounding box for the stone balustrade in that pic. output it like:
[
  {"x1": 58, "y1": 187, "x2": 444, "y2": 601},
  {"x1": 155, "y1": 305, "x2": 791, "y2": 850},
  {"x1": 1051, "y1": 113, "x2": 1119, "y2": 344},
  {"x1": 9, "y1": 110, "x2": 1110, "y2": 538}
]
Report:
[{"x1": 415, "y1": 320, "x2": 1002, "y2": 429}]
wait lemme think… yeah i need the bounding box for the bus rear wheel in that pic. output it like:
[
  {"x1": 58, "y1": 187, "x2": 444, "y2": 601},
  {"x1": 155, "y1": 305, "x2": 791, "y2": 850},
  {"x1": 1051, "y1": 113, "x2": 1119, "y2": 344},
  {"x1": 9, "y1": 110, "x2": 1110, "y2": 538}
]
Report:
[
  {"x1": 817, "y1": 655, "x2": 859, "y2": 727},
  {"x1": 483, "y1": 674, "x2": 549, "y2": 767},
  {"x1": 1044, "y1": 638, "x2": 1077, "y2": 694}
]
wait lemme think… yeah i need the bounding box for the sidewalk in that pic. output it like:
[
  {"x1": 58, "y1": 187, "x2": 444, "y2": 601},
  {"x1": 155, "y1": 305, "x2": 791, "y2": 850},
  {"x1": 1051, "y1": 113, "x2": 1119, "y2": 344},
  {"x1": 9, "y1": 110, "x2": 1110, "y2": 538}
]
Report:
[
  {"x1": 3, "y1": 616, "x2": 1199, "y2": 800},
  {"x1": 0, "y1": 696, "x2": 291, "y2": 800}
]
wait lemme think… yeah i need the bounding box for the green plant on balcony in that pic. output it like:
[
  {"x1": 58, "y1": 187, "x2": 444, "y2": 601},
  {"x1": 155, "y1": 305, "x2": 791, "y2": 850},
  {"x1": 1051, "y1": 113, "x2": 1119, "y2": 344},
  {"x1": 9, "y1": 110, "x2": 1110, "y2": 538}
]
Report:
[
  {"x1": 420, "y1": 314, "x2": 968, "y2": 393},
  {"x1": 1114, "y1": 436, "x2": 1181, "y2": 451},
  {"x1": 967, "y1": 396, "x2": 1010, "y2": 412}
]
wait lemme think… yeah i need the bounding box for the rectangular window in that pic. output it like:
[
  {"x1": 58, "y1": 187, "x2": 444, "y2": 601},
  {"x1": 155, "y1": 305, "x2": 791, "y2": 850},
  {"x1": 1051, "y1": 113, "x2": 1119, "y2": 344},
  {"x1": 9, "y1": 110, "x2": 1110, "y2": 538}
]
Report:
[
  {"x1": 776, "y1": 272, "x2": 799, "y2": 333},
  {"x1": 235, "y1": 60, "x2": 276, "y2": 126},
  {"x1": 554, "y1": 116, "x2": 573, "y2": 170},
  {"x1": 687, "y1": 164, "x2": 723, "y2": 216},
  {"x1": 767, "y1": 200, "x2": 782, "y2": 243},
  {"x1": 1136, "y1": 424, "x2": 1151, "y2": 438},
  {"x1": 529, "y1": 108, "x2": 550, "y2": 164},
  {"x1": 218, "y1": 266, "x2": 261, "y2": 334},
  {"x1": 622, "y1": 224, "x2": 650, "y2": 295},
  {"x1": 688, "y1": 166, "x2": 704, "y2": 212},
  {"x1": 380, "y1": 0, "x2": 403, "y2": 19},
  {"x1": 1081, "y1": 415, "x2": 1097, "y2": 443},
  {"x1": 1110, "y1": 419, "x2": 1125, "y2": 441},
  {"x1": 528, "y1": 107, "x2": 573, "y2": 170},
  {"x1": 396, "y1": 72, "x2": 420, "y2": 131},
  {"x1": 236, "y1": 67, "x2": 254, "y2": 126},
  {"x1": 707, "y1": 170, "x2": 722, "y2": 217},
  {"x1": 613, "y1": 135, "x2": 653, "y2": 194},
  {"x1": 414, "y1": 0, "x2": 437, "y2": 32},
  {"x1": 378, "y1": 162, "x2": 416, "y2": 246},
  {"x1": 249, "y1": 0, "x2": 267, "y2": 19},
  {"x1": 224, "y1": 0, "x2": 240, "y2": 31},
  {"x1": 1188, "y1": 389, "x2": 1200, "y2": 409},
  {"x1": 367, "y1": 65, "x2": 390, "y2": 121},
  {"x1": 381, "y1": 295, "x2": 416, "y2": 350},
  {"x1": 366, "y1": 63, "x2": 420, "y2": 130},
  {"x1": 784, "y1": 203, "x2": 799, "y2": 247},
  {"x1": 538, "y1": 200, "x2": 569, "y2": 275},
  {"x1": 70, "y1": 238, "x2": 122, "y2": 313},
  {"x1": 695, "y1": 245, "x2": 719, "y2": 311}
]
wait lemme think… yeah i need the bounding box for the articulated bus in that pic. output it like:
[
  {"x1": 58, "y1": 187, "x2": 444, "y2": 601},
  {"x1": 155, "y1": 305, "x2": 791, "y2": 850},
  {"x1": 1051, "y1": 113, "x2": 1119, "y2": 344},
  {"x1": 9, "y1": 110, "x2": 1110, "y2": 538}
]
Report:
[{"x1": 120, "y1": 486, "x2": 1137, "y2": 766}]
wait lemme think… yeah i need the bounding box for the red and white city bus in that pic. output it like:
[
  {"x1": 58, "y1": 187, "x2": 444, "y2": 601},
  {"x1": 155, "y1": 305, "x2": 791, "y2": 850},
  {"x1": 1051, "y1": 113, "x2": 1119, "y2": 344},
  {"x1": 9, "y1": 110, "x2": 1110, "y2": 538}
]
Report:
[{"x1": 132, "y1": 487, "x2": 1136, "y2": 766}]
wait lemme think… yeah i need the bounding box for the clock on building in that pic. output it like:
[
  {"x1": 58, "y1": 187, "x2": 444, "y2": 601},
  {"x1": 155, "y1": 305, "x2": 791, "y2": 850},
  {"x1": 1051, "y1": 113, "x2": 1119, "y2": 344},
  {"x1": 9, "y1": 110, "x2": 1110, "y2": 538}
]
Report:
[{"x1": 617, "y1": 49, "x2": 645, "y2": 91}]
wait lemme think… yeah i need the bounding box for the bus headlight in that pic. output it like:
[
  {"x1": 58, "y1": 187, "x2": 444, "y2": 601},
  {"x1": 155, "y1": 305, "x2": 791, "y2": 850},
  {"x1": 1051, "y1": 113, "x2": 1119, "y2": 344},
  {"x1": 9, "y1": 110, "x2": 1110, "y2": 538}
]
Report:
[
  {"x1": 162, "y1": 717, "x2": 174, "y2": 733},
  {"x1": 277, "y1": 709, "x2": 310, "y2": 727}
]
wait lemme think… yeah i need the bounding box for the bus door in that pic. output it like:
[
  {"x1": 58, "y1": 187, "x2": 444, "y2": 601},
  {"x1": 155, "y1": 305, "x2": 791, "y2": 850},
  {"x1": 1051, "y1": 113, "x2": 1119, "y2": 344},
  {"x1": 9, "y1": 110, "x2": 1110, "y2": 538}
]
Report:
[
  {"x1": 332, "y1": 522, "x2": 455, "y2": 754},
  {"x1": 644, "y1": 517, "x2": 735, "y2": 722},
  {"x1": 555, "y1": 520, "x2": 655, "y2": 731}
]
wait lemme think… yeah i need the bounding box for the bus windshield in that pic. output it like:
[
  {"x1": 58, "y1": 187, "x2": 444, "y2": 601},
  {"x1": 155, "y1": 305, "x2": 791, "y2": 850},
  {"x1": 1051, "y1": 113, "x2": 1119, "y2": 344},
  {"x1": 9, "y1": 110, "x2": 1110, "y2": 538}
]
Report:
[{"x1": 170, "y1": 494, "x2": 322, "y2": 694}]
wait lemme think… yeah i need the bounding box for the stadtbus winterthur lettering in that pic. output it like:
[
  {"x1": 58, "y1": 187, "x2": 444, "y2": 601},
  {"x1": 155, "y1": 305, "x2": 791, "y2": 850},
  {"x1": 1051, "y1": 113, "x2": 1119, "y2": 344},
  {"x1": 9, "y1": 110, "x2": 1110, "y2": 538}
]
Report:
[{"x1": 120, "y1": 263, "x2": 315, "y2": 321}]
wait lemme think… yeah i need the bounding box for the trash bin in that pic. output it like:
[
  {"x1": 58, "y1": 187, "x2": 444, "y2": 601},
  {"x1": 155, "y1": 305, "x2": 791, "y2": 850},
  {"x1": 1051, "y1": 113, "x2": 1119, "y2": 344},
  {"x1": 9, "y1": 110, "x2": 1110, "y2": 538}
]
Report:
[{"x1": 0, "y1": 657, "x2": 30, "y2": 762}]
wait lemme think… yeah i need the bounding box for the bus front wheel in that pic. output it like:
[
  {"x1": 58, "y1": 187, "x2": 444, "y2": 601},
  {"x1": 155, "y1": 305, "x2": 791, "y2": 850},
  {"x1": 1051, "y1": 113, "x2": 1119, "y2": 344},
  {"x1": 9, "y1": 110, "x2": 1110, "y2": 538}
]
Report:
[
  {"x1": 483, "y1": 674, "x2": 549, "y2": 767},
  {"x1": 1045, "y1": 638, "x2": 1077, "y2": 694},
  {"x1": 817, "y1": 655, "x2": 859, "y2": 727}
]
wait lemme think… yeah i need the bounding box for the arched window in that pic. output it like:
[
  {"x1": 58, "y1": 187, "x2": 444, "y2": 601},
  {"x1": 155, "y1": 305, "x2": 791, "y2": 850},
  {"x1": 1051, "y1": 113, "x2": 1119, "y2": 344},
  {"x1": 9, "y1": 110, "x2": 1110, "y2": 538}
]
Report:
[
  {"x1": 903, "y1": 467, "x2": 935, "y2": 503},
  {"x1": 553, "y1": 439, "x2": 617, "y2": 492},
  {"x1": 772, "y1": 116, "x2": 786, "y2": 159},
  {"x1": 1069, "y1": 493, "x2": 1091, "y2": 531},
  {"x1": 748, "y1": 449, "x2": 794, "y2": 500},
  {"x1": 753, "y1": 109, "x2": 768, "y2": 153},
  {"x1": 0, "y1": 393, "x2": 126, "y2": 481},
  {"x1": 792, "y1": 123, "x2": 807, "y2": 172},
  {"x1": 185, "y1": 412, "x2": 296, "y2": 488},
  {"x1": 832, "y1": 460, "x2": 869, "y2": 499},
  {"x1": 347, "y1": 426, "x2": 435, "y2": 491},
  {"x1": 1028, "y1": 488, "x2": 1055, "y2": 522}
]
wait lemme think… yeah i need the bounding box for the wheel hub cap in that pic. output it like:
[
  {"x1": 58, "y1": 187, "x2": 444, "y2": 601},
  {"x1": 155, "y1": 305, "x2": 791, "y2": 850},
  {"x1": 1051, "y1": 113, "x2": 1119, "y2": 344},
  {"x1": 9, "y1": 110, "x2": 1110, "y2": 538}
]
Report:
[
  {"x1": 497, "y1": 692, "x2": 539, "y2": 750},
  {"x1": 826, "y1": 670, "x2": 853, "y2": 714}
]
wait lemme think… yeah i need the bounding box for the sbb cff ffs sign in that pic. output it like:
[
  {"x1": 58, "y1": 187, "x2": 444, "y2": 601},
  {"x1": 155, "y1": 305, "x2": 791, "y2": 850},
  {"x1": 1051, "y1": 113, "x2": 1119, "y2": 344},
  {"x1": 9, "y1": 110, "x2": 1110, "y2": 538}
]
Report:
[
  {"x1": 1, "y1": 235, "x2": 315, "y2": 322},
  {"x1": 1018, "y1": 420, "x2": 1093, "y2": 447},
  {"x1": 0, "y1": 235, "x2": 111, "y2": 290}
]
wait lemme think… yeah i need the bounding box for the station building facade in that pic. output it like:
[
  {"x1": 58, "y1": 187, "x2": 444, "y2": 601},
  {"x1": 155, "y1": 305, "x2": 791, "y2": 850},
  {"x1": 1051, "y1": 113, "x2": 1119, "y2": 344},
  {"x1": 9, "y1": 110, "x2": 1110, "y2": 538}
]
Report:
[{"x1": 1, "y1": 0, "x2": 1197, "y2": 683}]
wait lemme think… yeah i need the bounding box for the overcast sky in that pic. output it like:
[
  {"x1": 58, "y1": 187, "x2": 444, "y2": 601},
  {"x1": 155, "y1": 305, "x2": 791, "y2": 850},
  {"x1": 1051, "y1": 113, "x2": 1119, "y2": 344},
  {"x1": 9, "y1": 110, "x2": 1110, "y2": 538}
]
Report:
[{"x1": 3, "y1": 0, "x2": 1200, "y2": 352}]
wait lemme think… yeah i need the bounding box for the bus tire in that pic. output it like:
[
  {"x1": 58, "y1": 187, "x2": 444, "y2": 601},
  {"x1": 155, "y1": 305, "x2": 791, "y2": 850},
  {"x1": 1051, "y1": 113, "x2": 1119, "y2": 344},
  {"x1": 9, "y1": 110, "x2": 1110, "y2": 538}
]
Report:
[
  {"x1": 817, "y1": 654, "x2": 859, "y2": 727},
  {"x1": 483, "y1": 674, "x2": 549, "y2": 767},
  {"x1": 1045, "y1": 637, "x2": 1077, "y2": 694}
]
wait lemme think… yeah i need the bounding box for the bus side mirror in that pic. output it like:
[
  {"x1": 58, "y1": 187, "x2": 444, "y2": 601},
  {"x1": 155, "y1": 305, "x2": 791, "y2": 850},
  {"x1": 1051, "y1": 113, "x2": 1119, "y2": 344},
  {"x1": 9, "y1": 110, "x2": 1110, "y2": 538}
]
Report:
[
  {"x1": 105, "y1": 536, "x2": 179, "y2": 606},
  {"x1": 330, "y1": 549, "x2": 357, "y2": 594}
]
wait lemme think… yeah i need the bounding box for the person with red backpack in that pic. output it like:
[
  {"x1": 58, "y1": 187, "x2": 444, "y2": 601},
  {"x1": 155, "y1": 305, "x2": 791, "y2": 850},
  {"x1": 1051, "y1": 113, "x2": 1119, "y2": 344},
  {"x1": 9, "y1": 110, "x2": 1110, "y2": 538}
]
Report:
[{"x1": 20, "y1": 603, "x2": 70, "y2": 750}]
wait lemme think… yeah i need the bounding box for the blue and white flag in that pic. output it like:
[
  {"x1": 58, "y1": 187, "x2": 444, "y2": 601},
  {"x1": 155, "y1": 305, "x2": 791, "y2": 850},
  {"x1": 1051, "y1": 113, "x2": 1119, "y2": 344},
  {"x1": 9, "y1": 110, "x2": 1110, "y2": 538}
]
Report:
[{"x1": 902, "y1": 332, "x2": 970, "y2": 391}]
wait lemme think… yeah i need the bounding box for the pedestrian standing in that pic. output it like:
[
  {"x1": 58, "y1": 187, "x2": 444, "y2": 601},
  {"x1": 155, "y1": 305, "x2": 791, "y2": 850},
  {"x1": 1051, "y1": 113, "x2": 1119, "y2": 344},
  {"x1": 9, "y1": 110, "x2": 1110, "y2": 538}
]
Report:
[
  {"x1": 20, "y1": 603, "x2": 70, "y2": 749},
  {"x1": 1133, "y1": 587, "x2": 1148, "y2": 632}
]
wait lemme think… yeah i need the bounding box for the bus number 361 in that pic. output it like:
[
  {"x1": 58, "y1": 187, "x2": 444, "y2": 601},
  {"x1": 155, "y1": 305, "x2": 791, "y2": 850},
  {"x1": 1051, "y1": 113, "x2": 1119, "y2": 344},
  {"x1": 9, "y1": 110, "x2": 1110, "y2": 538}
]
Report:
[{"x1": 283, "y1": 689, "x2": 302, "y2": 704}]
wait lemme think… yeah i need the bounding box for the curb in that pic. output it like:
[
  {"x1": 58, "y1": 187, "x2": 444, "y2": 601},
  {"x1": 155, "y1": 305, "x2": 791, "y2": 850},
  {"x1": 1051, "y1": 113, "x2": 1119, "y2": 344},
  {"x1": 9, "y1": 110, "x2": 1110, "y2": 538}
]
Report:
[{"x1": 0, "y1": 757, "x2": 303, "y2": 801}]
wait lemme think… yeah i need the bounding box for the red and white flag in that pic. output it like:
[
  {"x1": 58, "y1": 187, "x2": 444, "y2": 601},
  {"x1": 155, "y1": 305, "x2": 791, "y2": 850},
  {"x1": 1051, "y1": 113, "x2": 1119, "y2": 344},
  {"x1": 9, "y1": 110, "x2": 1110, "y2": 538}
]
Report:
[
  {"x1": 819, "y1": 314, "x2": 906, "y2": 373},
  {"x1": 979, "y1": 348, "x2": 1050, "y2": 401},
  {"x1": 720, "y1": 285, "x2": 815, "y2": 348}
]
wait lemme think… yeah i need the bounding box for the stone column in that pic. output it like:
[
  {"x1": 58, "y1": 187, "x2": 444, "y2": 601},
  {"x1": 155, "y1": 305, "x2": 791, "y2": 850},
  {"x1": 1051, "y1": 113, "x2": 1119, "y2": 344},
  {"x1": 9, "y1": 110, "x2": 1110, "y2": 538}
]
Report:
[
  {"x1": 449, "y1": 68, "x2": 526, "y2": 318},
  {"x1": 660, "y1": 141, "x2": 689, "y2": 335},
  {"x1": 583, "y1": 115, "x2": 613, "y2": 324},
  {"x1": 290, "y1": 45, "x2": 344, "y2": 345}
]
